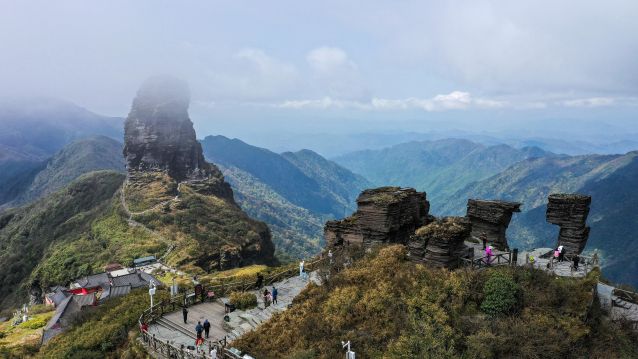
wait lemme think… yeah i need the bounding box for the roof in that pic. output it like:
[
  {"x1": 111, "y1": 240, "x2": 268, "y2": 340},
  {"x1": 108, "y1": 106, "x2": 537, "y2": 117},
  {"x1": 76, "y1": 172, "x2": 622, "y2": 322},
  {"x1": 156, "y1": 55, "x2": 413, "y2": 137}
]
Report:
[
  {"x1": 133, "y1": 256, "x2": 156, "y2": 265},
  {"x1": 109, "y1": 268, "x2": 135, "y2": 277},
  {"x1": 49, "y1": 285, "x2": 67, "y2": 292},
  {"x1": 72, "y1": 272, "x2": 110, "y2": 289},
  {"x1": 44, "y1": 296, "x2": 73, "y2": 330},
  {"x1": 111, "y1": 273, "x2": 149, "y2": 289},
  {"x1": 72, "y1": 293, "x2": 96, "y2": 307},
  {"x1": 110, "y1": 285, "x2": 132, "y2": 298},
  {"x1": 139, "y1": 271, "x2": 162, "y2": 287},
  {"x1": 46, "y1": 288, "x2": 70, "y2": 307}
]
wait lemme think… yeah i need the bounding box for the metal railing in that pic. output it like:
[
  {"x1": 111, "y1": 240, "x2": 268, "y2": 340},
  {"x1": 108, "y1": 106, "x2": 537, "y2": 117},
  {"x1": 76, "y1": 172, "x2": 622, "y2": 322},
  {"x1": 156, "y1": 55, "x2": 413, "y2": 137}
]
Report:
[
  {"x1": 138, "y1": 249, "x2": 335, "y2": 358},
  {"x1": 459, "y1": 252, "x2": 513, "y2": 269}
]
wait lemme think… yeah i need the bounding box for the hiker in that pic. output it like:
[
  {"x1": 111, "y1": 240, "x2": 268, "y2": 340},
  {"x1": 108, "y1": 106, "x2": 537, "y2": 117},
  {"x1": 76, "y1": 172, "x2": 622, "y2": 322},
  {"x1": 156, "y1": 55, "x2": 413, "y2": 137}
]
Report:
[
  {"x1": 195, "y1": 321, "x2": 203, "y2": 339},
  {"x1": 299, "y1": 260, "x2": 305, "y2": 277},
  {"x1": 558, "y1": 245, "x2": 566, "y2": 262},
  {"x1": 263, "y1": 289, "x2": 271, "y2": 308},
  {"x1": 140, "y1": 322, "x2": 148, "y2": 333},
  {"x1": 255, "y1": 273, "x2": 264, "y2": 289},
  {"x1": 182, "y1": 306, "x2": 188, "y2": 324},
  {"x1": 480, "y1": 232, "x2": 488, "y2": 250},
  {"x1": 485, "y1": 246, "x2": 493, "y2": 265},
  {"x1": 553, "y1": 248, "x2": 560, "y2": 262},
  {"x1": 203, "y1": 319, "x2": 211, "y2": 338},
  {"x1": 328, "y1": 249, "x2": 333, "y2": 264},
  {"x1": 210, "y1": 347, "x2": 218, "y2": 359},
  {"x1": 195, "y1": 337, "x2": 204, "y2": 353},
  {"x1": 272, "y1": 286, "x2": 278, "y2": 305},
  {"x1": 573, "y1": 254, "x2": 580, "y2": 271}
]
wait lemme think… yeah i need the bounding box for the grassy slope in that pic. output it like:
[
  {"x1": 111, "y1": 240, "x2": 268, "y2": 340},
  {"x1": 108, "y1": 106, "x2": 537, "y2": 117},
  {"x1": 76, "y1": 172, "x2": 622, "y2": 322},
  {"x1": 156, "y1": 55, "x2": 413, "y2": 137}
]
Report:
[{"x1": 235, "y1": 245, "x2": 638, "y2": 359}]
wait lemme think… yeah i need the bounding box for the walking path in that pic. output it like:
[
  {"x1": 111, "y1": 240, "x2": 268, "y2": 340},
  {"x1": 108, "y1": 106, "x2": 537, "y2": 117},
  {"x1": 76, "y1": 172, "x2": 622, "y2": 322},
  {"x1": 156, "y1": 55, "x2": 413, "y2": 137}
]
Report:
[{"x1": 147, "y1": 272, "x2": 320, "y2": 349}]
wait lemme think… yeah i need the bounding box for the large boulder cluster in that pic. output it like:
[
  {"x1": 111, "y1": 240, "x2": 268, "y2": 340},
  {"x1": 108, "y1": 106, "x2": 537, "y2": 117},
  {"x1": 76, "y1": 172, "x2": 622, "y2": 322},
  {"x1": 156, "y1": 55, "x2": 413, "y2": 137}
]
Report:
[
  {"x1": 408, "y1": 217, "x2": 472, "y2": 268},
  {"x1": 324, "y1": 187, "x2": 430, "y2": 247},
  {"x1": 466, "y1": 199, "x2": 521, "y2": 251},
  {"x1": 546, "y1": 193, "x2": 591, "y2": 255}
]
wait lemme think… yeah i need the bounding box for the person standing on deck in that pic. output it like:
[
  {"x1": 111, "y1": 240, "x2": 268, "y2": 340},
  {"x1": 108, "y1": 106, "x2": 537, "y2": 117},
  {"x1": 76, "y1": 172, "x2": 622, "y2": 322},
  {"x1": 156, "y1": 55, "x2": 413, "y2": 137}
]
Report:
[
  {"x1": 272, "y1": 286, "x2": 278, "y2": 305},
  {"x1": 182, "y1": 306, "x2": 188, "y2": 324},
  {"x1": 480, "y1": 232, "x2": 488, "y2": 250},
  {"x1": 203, "y1": 319, "x2": 211, "y2": 338},
  {"x1": 485, "y1": 246, "x2": 493, "y2": 266},
  {"x1": 195, "y1": 321, "x2": 203, "y2": 339}
]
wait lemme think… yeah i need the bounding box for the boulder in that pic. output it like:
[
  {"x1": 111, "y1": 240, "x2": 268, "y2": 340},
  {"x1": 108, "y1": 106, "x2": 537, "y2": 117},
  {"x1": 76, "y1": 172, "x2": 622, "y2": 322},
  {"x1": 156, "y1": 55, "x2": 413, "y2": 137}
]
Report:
[
  {"x1": 546, "y1": 193, "x2": 591, "y2": 255},
  {"x1": 408, "y1": 217, "x2": 472, "y2": 268},
  {"x1": 466, "y1": 199, "x2": 521, "y2": 251},
  {"x1": 324, "y1": 187, "x2": 429, "y2": 247}
]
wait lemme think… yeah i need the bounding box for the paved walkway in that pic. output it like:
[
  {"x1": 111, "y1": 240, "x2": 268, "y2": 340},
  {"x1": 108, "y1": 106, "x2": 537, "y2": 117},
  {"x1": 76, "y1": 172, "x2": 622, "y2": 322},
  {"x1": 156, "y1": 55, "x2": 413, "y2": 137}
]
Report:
[{"x1": 148, "y1": 272, "x2": 320, "y2": 348}]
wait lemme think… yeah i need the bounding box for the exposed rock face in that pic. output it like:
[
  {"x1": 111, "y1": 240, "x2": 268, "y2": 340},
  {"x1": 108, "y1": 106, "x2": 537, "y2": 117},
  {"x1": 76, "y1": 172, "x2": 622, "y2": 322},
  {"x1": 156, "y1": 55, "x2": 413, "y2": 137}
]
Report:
[
  {"x1": 466, "y1": 199, "x2": 521, "y2": 251},
  {"x1": 408, "y1": 217, "x2": 472, "y2": 268},
  {"x1": 325, "y1": 187, "x2": 429, "y2": 247},
  {"x1": 123, "y1": 76, "x2": 232, "y2": 199},
  {"x1": 546, "y1": 193, "x2": 591, "y2": 255},
  {"x1": 124, "y1": 76, "x2": 274, "y2": 268}
]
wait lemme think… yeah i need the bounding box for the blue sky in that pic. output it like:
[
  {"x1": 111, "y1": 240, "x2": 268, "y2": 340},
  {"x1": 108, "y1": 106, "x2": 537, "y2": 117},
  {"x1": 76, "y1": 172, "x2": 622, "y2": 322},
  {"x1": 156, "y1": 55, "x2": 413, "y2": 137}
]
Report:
[{"x1": 1, "y1": 0, "x2": 637, "y2": 146}]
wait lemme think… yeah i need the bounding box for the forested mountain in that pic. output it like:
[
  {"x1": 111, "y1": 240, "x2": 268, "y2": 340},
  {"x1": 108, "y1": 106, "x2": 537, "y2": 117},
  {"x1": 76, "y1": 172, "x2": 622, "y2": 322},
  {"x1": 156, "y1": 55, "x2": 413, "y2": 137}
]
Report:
[
  {"x1": 333, "y1": 139, "x2": 548, "y2": 212},
  {"x1": 2, "y1": 136, "x2": 125, "y2": 208},
  {"x1": 442, "y1": 151, "x2": 638, "y2": 288},
  {"x1": 201, "y1": 135, "x2": 371, "y2": 258}
]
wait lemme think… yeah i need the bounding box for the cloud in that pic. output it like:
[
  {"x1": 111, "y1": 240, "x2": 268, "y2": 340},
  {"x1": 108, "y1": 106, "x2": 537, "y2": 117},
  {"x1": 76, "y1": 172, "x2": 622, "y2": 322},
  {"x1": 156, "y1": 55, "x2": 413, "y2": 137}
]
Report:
[
  {"x1": 306, "y1": 47, "x2": 368, "y2": 100},
  {"x1": 276, "y1": 91, "x2": 507, "y2": 111},
  {"x1": 562, "y1": 97, "x2": 615, "y2": 108}
]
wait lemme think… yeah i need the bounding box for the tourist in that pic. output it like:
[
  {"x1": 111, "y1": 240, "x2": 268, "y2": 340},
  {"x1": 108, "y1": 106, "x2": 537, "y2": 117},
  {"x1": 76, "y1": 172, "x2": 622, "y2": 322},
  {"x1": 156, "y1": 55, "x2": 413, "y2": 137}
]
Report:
[
  {"x1": 485, "y1": 246, "x2": 493, "y2": 265},
  {"x1": 573, "y1": 254, "x2": 580, "y2": 271},
  {"x1": 480, "y1": 232, "x2": 487, "y2": 250},
  {"x1": 210, "y1": 347, "x2": 218, "y2": 359},
  {"x1": 195, "y1": 337, "x2": 204, "y2": 353},
  {"x1": 195, "y1": 321, "x2": 203, "y2": 339},
  {"x1": 299, "y1": 260, "x2": 305, "y2": 277},
  {"x1": 559, "y1": 245, "x2": 566, "y2": 262},
  {"x1": 554, "y1": 248, "x2": 560, "y2": 262},
  {"x1": 140, "y1": 321, "x2": 148, "y2": 333},
  {"x1": 263, "y1": 288, "x2": 271, "y2": 308},
  {"x1": 182, "y1": 306, "x2": 188, "y2": 324},
  {"x1": 272, "y1": 286, "x2": 278, "y2": 305},
  {"x1": 328, "y1": 249, "x2": 333, "y2": 264},
  {"x1": 203, "y1": 319, "x2": 211, "y2": 338},
  {"x1": 255, "y1": 273, "x2": 264, "y2": 289}
]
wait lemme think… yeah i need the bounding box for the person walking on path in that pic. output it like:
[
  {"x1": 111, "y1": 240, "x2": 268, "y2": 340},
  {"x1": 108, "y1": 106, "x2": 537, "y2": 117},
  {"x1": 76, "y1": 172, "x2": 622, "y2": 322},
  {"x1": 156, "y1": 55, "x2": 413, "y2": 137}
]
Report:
[
  {"x1": 195, "y1": 321, "x2": 203, "y2": 339},
  {"x1": 480, "y1": 232, "x2": 488, "y2": 250},
  {"x1": 263, "y1": 289, "x2": 271, "y2": 308},
  {"x1": 182, "y1": 306, "x2": 188, "y2": 324},
  {"x1": 255, "y1": 273, "x2": 264, "y2": 289},
  {"x1": 299, "y1": 260, "x2": 305, "y2": 277},
  {"x1": 573, "y1": 254, "x2": 580, "y2": 271},
  {"x1": 485, "y1": 246, "x2": 493, "y2": 266},
  {"x1": 558, "y1": 245, "x2": 565, "y2": 262},
  {"x1": 203, "y1": 319, "x2": 211, "y2": 339},
  {"x1": 272, "y1": 286, "x2": 278, "y2": 305},
  {"x1": 210, "y1": 347, "x2": 218, "y2": 359}
]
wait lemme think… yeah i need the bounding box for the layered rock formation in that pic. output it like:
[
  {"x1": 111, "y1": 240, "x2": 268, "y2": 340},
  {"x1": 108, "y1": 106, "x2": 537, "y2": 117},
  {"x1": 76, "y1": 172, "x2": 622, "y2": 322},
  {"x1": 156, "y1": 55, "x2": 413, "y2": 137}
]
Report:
[
  {"x1": 123, "y1": 76, "x2": 274, "y2": 269},
  {"x1": 408, "y1": 217, "x2": 472, "y2": 268},
  {"x1": 123, "y1": 76, "x2": 232, "y2": 199},
  {"x1": 324, "y1": 187, "x2": 429, "y2": 247},
  {"x1": 466, "y1": 199, "x2": 521, "y2": 251},
  {"x1": 546, "y1": 193, "x2": 591, "y2": 255}
]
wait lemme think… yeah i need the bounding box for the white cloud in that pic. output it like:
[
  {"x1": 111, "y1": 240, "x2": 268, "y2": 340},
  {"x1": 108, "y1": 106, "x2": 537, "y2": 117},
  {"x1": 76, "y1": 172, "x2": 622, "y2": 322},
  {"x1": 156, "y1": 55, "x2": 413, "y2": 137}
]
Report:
[
  {"x1": 306, "y1": 47, "x2": 368, "y2": 100},
  {"x1": 307, "y1": 47, "x2": 357, "y2": 74},
  {"x1": 276, "y1": 91, "x2": 507, "y2": 111},
  {"x1": 562, "y1": 97, "x2": 616, "y2": 108}
]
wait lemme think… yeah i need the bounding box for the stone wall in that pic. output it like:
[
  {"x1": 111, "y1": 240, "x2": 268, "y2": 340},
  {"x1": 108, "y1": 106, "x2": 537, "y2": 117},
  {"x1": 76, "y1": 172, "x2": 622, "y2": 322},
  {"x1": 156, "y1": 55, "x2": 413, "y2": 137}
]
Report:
[
  {"x1": 466, "y1": 199, "x2": 521, "y2": 251},
  {"x1": 324, "y1": 187, "x2": 429, "y2": 247},
  {"x1": 546, "y1": 193, "x2": 591, "y2": 255}
]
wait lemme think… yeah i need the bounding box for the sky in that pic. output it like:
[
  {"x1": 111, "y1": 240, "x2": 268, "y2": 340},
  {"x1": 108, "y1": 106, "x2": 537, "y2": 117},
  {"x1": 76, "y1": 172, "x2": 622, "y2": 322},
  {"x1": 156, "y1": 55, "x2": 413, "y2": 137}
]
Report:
[{"x1": 1, "y1": 0, "x2": 637, "y2": 149}]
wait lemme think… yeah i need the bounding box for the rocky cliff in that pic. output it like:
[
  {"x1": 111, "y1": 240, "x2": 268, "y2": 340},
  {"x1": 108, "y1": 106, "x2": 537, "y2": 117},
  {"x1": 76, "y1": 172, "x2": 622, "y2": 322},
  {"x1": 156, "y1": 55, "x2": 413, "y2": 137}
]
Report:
[
  {"x1": 466, "y1": 199, "x2": 521, "y2": 251},
  {"x1": 122, "y1": 76, "x2": 274, "y2": 269},
  {"x1": 123, "y1": 76, "x2": 232, "y2": 199},
  {"x1": 324, "y1": 187, "x2": 429, "y2": 247},
  {"x1": 408, "y1": 217, "x2": 471, "y2": 268},
  {"x1": 546, "y1": 193, "x2": 591, "y2": 255}
]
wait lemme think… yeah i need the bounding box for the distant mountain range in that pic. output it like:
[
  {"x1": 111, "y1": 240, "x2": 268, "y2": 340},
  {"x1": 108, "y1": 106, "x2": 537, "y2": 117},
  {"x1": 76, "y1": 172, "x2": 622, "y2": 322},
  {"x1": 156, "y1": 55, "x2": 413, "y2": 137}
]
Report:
[
  {"x1": 201, "y1": 135, "x2": 371, "y2": 258},
  {"x1": 333, "y1": 139, "x2": 549, "y2": 212}
]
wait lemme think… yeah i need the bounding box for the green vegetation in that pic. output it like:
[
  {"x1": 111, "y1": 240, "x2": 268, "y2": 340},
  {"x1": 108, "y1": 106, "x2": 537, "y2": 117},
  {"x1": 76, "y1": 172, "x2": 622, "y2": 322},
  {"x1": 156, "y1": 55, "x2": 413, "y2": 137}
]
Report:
[
  {"x1": 37, "y1": 289, "x2": 168, "y2": 359},
  {"x1": 124, "y1": 171, "x2": 176, "y2": 213},
  {"x1": 0, "y1": 309, "x2": 54, "y2": 353},
  {"x1": 234, "y1": 245, "x2": 638, "y2": 359},
  {"x1": 229, "y1": 291, "x2": 258, "y2": 310}
]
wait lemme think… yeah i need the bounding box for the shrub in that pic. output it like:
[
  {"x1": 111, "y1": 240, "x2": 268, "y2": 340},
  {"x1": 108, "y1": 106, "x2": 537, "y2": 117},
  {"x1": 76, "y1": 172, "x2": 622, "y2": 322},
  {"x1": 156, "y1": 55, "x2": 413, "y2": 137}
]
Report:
[
  {"x1": 18, "y1": 316, "x2": 48, "y2": 329},
  {"x1": 480, "y1": 271, "x2": 520, "y2": 316},
  {"x1": 229, "y1": 291, "x2": 258, "y2": 310}
]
